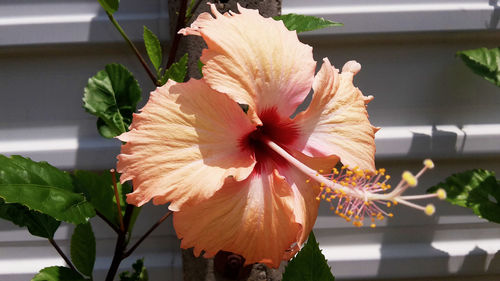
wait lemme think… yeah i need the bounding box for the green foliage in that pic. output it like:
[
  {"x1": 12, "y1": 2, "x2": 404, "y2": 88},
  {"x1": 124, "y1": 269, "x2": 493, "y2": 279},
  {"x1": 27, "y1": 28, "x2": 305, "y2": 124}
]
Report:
[
  {"x1": 273, "y1": 14, "x2": 342, "y2": 33},
  {"x1": 159, "y1": 53, "x2": 189, "y2": 85},
  {"x1": 428, "y1": 169, "x2": 500, "y2": 223},
  {"x1": 0, "y1": 200, "x2": 60, "y2": 238},
  {"x1": 185, "y1": 0, "x2": 197, "y2": 21},
  {"x1": 0, "y1": 155, "x2": 95, "y2": 225},
  {"x1": 119, "y1": 258, "x2": 149, "y2": 281},
  {"x1": 71, "y1": 223, "x2": 96, "y2": 277},
  {"x1": 72, "y1": 170, "x2": 130, "y2": 227},
  {"x1": 282, "y1": 232, "x2": 334, "y2": 281},
  {"x1": 32, "y1": 266, "x2": 86, "y2": 281},
  {"x1": 457, "y1": 47, "x2": 500, "y2": 87},
  {"x1": 143, "y1": 26, "x2": 163, "y2": 74},
  {"x1": 98, "y1": 0, "x2": 120, "y2": 14},
  {"x1": 197, "y1": 60, "x2": 204, "y2": 77},
  {"x1": 83, "y1": 64, "x2": 142, "y2": 138}
]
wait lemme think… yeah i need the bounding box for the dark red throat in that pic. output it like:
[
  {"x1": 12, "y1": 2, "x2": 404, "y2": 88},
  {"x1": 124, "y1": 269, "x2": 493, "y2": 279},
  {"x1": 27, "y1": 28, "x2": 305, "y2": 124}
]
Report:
[{"x1": 239, "y1": 108, "x2": 299, "y2": 174}]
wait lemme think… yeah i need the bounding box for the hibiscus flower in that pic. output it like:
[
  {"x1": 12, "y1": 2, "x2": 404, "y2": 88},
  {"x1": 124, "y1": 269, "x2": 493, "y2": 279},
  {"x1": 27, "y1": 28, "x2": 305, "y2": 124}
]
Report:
[{"x1": 116, "y1": 3, "x2": 443, "y2": 267}]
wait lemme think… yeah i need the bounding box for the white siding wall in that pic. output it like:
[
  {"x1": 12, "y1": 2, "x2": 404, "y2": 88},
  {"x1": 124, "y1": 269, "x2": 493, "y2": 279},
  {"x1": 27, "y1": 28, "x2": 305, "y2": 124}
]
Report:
[{"x1": 1, "y1": 0, "x2": 500, "y2": 280}]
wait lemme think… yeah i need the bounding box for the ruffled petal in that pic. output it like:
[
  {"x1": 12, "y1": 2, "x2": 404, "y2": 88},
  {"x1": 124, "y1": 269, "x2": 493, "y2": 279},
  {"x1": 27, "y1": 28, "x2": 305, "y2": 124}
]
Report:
[
  {"x1": 173, "y1": 169, "x2": 301, "y2": 268},
  {"x1": 117, "y1": 80, "x2": 256, "y2": 210},
  {"x1": 180, "y1": 4, "x2": 316, "y2": 123},
  {"x1": 291, "y1": 58, "x2": 377, "y2": 172}
]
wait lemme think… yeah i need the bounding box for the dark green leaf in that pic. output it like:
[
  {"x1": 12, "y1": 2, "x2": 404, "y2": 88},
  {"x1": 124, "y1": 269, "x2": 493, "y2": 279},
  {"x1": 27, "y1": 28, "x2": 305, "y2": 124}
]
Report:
[
  {"x1": 70, "y1": 223, "x2": 96, "y2": 277},
  {"x1": 0, "y1": 200, "x2": 60, "y2": 238},
  {"x1": 143, "y1": 26, "x2": 162, "y2": 73},
  {"x1": 119, "y1": 258, "x2": 148, "y2": 281},
  {"x1": 83, "y1": 64, "x2": 142, "y2": 138},
  {"x1": 457, "y1": 47, "x2": 500, "y2": 87},
  {"x1": 273, "y1": 14, "x2": 342, "y2": 33},
  {"x1": 197, "y1": 60, "x2": 204, "y2": 78},
  {"x1": 0, "y1": 155, "x2": 95, "y2": 225},
  {"x1": 428, "y1": 169, "x2": 500, "y2": 223},
  {"x1": 72, "y1": 170, "x2": 131, "y2": 227},
  {"x1": 282, "y1": 232, "x2": 334, "y2": 281},
  {"x1": 32, "y1": 266, "x2": 86, "y2": 281},
  {"x1": 160, "y1": 53, "x2": 188, "y2": 85},
  {"x1": 185, "y1": 0, "x2": 197, "y2": 21},
  {"x1": 98, "y1": 0, "x2": 119, "y2": 14}
]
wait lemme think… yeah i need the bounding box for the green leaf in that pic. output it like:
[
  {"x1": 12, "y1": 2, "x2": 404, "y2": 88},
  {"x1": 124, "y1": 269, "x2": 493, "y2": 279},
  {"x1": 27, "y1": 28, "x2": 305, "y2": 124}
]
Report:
[
  {"x1": 70, "y1": 223, "x2": 96, "y2": 277},
  {"x1": 98, "y1": 0, "x2": 120, "y2": 14},
  {"x1": 282, "y1": 232, "x2": 334, "y2": 281},
  {"x1": 143, "y1": 26, "x2": 162, "y2": 73},
  {"x1": 428, "y1": 169, "x2": 500, "y2": 223},
  {"x1": 119, "y1": 258, "x2": 149, "y2": 281},
  {"x1": 0, "y1": 155, "x2": 95, "y2": 225},
  {"x1": 32, "y1": 266, "x2": 86, "y2": 281},
  {"x1": 457, "y1": 47, "x2": 500, "y2": 87},
  {"x1": 159, "y1": 53, "x2": 188, "y2": 85},
  {"x1": 83, "y1": 64, "x2": 142, "y2": 138},
  {"x1": 197, "y1": 60, "x2": 204, "y2": 78},
  {"x1": 273, "y1": 14, "x2": 342, "y2": 33},
  {"x1": 72, "y1": 170, "x2": 131, "y2": 227},
  {"x1": 185, "y1": 0, "x2": 197, "y2": 21},
  {"x1": 0, "y1": 200, "x2": 60, "y2": 238}
]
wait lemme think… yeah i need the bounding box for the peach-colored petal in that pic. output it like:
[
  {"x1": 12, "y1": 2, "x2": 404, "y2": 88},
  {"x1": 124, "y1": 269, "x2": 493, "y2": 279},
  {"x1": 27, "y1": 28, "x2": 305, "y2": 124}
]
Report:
[
  {"x1": 174, "y1": 169, "x2": 301, "y2": 268},
  {"x1": 117, "y1": 80, "x2": 256, "y2": 211},
  {"x1": 180, "y1": 4, "x2": 316, "y2": 123},
  {"x1": 274, "y1": 154, "x2": 328, "y2": 259},
  {"x1": 291, "y1": 58, "x2": 377, "y2": 172}
]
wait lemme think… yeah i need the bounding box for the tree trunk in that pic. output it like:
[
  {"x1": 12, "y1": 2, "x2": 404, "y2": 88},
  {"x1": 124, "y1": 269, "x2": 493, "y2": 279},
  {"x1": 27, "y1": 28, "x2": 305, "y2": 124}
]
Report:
[{"x1": 167, "y1": 0, "x2": 283, "y2": 280}]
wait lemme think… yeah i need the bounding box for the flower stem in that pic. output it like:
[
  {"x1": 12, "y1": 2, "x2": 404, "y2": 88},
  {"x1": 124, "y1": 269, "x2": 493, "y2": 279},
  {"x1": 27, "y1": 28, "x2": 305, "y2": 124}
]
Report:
[
  {"x1": 48, "y1": 238, "x2": 77, "y2": 272},
  {"x1": 105, "y1": 11, "x2": 160, "y2": 86},
  {"x1": 105, "y1": 204, "x2": 134, "y2": 281},
  {"x1": 166, "y1": 0, "x2": 189, "y2": 69},
  {"x1": 123, "y1": 210, "x2": 172, "y2": 258},
  {"x1": 111, "y1": 169, "x2": 125, "y2": 232}
]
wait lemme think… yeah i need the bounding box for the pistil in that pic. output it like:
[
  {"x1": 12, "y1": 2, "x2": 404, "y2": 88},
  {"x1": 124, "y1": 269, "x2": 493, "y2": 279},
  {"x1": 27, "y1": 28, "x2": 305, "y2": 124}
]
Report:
[{"x1": 263, "y1": 138, "x2": 446, "y2": 226}]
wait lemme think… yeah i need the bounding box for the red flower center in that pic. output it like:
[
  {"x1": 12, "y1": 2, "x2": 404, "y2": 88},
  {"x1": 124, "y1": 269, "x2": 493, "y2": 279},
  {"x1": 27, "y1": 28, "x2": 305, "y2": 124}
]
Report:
[{"x1": 240, "y1": 107, "x2": 299, "y2": 174}]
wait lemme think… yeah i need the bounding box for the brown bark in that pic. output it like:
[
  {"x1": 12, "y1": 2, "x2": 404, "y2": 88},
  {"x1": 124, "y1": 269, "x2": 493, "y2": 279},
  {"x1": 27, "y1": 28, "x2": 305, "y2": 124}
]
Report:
[{"x1": 167, "y1": 0, "x2": 284, "y2": 280}]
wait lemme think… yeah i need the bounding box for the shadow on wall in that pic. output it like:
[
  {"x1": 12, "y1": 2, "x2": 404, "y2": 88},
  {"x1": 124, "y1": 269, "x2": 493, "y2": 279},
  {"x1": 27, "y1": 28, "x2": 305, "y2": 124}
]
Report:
[
  {"x1": 488, "y1": 0, "x2": 500, "y2": 29},
  {"x1": 376, "y1": 129, "x2": 500, "y2": 279}
]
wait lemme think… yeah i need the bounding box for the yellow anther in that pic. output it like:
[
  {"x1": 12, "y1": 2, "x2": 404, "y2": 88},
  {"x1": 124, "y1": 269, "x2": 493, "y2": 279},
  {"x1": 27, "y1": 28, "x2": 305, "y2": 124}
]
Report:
[
  {"x1": 326, "y1": 188, "x2": 331, "y2": 193},
  {"x1": 354, "y1": 215, "x2": 360, "y2": 220},
  {"x1": 392, "y1": 200, "x2": 398, "y2": 205},
  {"x1": 370, "y1": 223, "x2": 376, "y2": 228},
  {"x1": 321, "y1": 194, "x2": 326, "y2": 199},
  {"x1": 402, "y1": 171, "x2": 418, "y2": 187},
  {"x1": 335, "y1": 210, "x2": 339, "y2": 214},
  {"x1": 437, "y1": 188, "x2": 447, "y2": 200},
  {"x1": 345, "y1": 217, "x2": 351, "y2": 222},
  {"x1": 386, "y1": 202, "x2": 392, "y2": 207},
  {"x1": 366, "y1": 175, "x2": 371, "y2": 179},
  {"x1": 424, "y1": 159, "x2": 435, "y2": 169},
  {"x1": 346, "y1": 171, "x2": 353, "y2": 176},
  {"x1": 347, "y1": 210, "x2": 353, "y2": 216},
  {"x1": 320, "y1": 182, "x2": 325, "y2": 187},
  {"x1": 338, "y1": 205, "x2": 343, "y2": 210},
  {"x1": 425, "y1": 204, "x2": 436, "y2": 216},
  {"x1": 388, "y1": 213, "x2": 394, "y2": 217},
  {"x1": 306, "y1": 179, "x2": 310, "y2": 183},
  {"x1": 326, "y1": 198, "x2": 331, "y2": 202},
  {"x1": 315, "y1": 197, "x2": 321, "y2": 201},
  {"x1": 330, "y1": 206, "x2": 335, "y2": 210},
  {"x1": 379, "y1": 168, "x2": 386, "y2": 175},
  {"x1": 341, "y1": 166, "x2": 346, "y2": 170},
  {"x1": 319, "y1": 169, "x2": 324, "y2": 173},
  {"x1": 385, "y1": 175, "x2": 391, "y2": 180}
]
